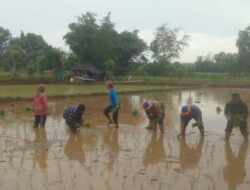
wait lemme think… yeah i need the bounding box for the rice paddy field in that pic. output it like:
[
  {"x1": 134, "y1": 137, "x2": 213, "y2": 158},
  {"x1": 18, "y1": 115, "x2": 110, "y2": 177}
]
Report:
[{"x1": 0, "y1": 87, "x2": 250, "y2": 190}]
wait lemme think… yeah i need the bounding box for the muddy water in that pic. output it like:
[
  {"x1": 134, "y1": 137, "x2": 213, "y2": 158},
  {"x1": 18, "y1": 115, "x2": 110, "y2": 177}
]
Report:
[{"x1": 0, "y1": 88, "x2": 250, "y2": 190}]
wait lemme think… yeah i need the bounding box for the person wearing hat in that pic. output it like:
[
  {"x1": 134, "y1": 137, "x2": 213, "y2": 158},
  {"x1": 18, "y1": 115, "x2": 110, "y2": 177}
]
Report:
[
  {"x1": 143, "y1": 101, "x2": 165, "y2": 133},
  {"x1": 103, "y1": 81, "x2": 120, "y2": 128},
  {"x1": 179, "y1": 105, "x2": 204, "y2": 137},
  {"x1": 224, "y1": 93, "x2": 249, "y2": 141},
  {"x1": 33, "y1": 84, "x2": 48, "y2": 128},
  {"x1": 63, "y1": 104, "x2": 85, "y2": 133}
]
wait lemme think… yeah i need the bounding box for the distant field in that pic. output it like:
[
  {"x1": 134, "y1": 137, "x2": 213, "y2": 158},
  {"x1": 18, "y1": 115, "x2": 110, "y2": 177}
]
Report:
[
  {"x1": 1, "y1": 71, "x2": 250, "y2": 86},
  {"x1": 0, "y1": 84, "x2": 169, "y2": 100}
]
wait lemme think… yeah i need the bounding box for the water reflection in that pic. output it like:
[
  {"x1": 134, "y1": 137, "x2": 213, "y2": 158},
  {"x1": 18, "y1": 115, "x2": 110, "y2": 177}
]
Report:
[
  {"x1": 223, "y1": 141, "x2": 248, "y2": 190},
  {"x1": 143, "y1": 134, "x2": 166, "y2": 166},
  {"x1": 178, "y1": 137, "x2": 204, "y2": 171},
  {"x1": 103, "y1": 128, "x2": 120, "y2": 169},
  {"x1": 34, "y1": 128, "x2": 48, "y2": 169},
  {"x1": 64, "y1": 133, "x2": 86, "y2": 165}
]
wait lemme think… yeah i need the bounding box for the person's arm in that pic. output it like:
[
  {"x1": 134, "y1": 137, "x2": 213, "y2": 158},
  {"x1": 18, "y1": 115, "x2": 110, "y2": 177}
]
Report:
[
  {"x1": 111, "y1": 90, "x2": 120, "y2": 107},
  {"x1": 42, "y1": 95, "x2": 48, "y2": 114},
  {"x1": 243, "y1": 102, "x2": 249, "y2": 119},
  {"x1": 224, "y1": 103, "x2": 231, "y2": 120}
]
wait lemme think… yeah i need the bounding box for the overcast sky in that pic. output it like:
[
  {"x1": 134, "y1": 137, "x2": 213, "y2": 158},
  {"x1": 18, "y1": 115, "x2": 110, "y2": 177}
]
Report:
[{"x1": 1, "y1": 0, "x2": 249, "y2": 62}]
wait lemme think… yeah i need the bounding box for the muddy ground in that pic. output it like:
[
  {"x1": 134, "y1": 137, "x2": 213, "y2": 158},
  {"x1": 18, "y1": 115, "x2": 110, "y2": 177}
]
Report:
[{"x1": 0, "y1": 88, "x2": 250, "y2": 190}]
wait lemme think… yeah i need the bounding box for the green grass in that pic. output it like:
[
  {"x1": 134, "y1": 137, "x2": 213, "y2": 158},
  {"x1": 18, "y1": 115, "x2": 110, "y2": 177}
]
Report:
[
  {"x1": 118, "y1": 73, "x2": 250, "y2": 86},
  {"x1": 0, "y1": 84, "x2": 169, "y2": 100}
]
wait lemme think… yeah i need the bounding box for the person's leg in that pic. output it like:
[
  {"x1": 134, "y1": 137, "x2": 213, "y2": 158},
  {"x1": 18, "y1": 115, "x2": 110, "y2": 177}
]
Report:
[
  {"x1": 112, "y1": 108, "x2": 119, "y2": 128},
  {"x1": 103, "y1": 105, "x2": 113, "y2": 125},
  {"x1": 179, "y1": 117, "x2": 190, "y2": 137},
  {"x1": 240, "y1": 119, "x2": 248, "y2": 141},
  {"x1": 225, "y1": 120, "x2": 233, "y2": 141},
  {"x1": 40, "y1": 115, "x2": 47, "y2": 128},
  {"x1": 33, "y1": 115, "x2": 40, "y2": 128},
  {"x1": 197, "y1": 115, "x2": 204, "y2": 137},
  {"x1": 158, "y1": 115, "x2": 164, "y2": 134},
  {"x1": 67, "y1": 121, "x2": 76, "y2": 133}
]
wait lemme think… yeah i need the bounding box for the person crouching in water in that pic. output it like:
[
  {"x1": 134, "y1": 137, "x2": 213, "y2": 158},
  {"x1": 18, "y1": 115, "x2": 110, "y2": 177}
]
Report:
[
  {"x1": 63, "y1": 104, "x2": 85, "y2": 133},
  {"x1": 103, "y1": 81, "x2": 120, "y2": 128},
  {"x1": 224, "y1": 93, "x2": 249, "y2": 141},
  {"x1": 179, "y1": 105, "x2": 204, "y2": 138},
  {"x1": 143, "y1": 101, "x2": 165, "y2": 134},
  {"x1": 33, "y1": 84, "x2": 48, "y2": 128}
]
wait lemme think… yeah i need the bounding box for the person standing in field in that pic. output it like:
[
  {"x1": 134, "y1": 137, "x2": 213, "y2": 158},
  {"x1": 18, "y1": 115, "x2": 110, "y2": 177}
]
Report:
[
  {"x1": 224, "y1": 93, "x2": 249, "y2": 141},
  {"x1": 33, "y1": 84, "x2": 48, "y2": 128},
  {"x1": 63, "y1": 104, "x2": 85, "y2": 133},
  {"x1": 178, "y1": 105, "x2": 204, "y2": 138},
  {"x1": 103, "y1": 81, "x2": 120, "y2": 128}
]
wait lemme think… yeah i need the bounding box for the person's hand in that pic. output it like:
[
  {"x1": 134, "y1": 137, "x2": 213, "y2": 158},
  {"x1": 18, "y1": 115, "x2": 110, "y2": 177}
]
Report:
[
  {"x1": 79, "y1": 118, "x2": 84, "y2": 125},
  {"x1": 75, "y1": 123, "x2": 81, "y2": 128},
  {"x1": 226, "y1": 115, "x2": 231, "y2": 120}
]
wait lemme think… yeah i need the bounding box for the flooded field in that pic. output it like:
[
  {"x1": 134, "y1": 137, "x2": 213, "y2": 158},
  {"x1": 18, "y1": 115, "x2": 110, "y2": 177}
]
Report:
[{"x1": 0, "y1": 88, "x2": 250, "y2": 190}]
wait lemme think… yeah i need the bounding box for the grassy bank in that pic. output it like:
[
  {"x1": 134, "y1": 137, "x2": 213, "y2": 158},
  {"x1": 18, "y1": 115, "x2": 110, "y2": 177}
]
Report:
[
  {"x1": 0, "y1": 84, "x2": 172, "y2": 101},
  {"x1": 118, "y1": 73, "x2": 250, "y2": 86}
]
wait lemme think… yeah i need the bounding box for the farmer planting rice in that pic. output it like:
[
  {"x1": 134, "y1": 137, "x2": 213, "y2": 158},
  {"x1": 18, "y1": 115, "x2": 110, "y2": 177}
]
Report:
[
  {"x1": 179, "y1": 105, "x2": 204, "y2": 137},
  {"x1": 143, "y1": 100, "x2": 165, "y2": 133},
  {"x1": 63, "y1": 104, "x2": 85, "y2": 133},
  {"x1": 224, "y1": 93, "x2": 249, "y2": 141},
  {"x1": 103, "y1": 81, "x2": 120, "y2": 128},
  {"x1": 32, "y1": 84, "x2": 48, "y2": 128}
]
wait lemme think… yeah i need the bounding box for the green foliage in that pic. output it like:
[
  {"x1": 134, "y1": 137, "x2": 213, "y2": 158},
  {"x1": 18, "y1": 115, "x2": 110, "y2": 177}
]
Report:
[
  {"x1": 236, "y1": 25, "x2": 250, "y2": 73},
  {"x1": 64, "y1": 12, "x2": 147, "y2": 75},
  {"x1": 0, "y1": 27, "x2": 11, "y2": 57},
  {"x1": 150, "y1": 24, "x2": 189, "y2": 62},
  {"x1": 194, "y1": 53, "x2": 239, "y2": 74}
]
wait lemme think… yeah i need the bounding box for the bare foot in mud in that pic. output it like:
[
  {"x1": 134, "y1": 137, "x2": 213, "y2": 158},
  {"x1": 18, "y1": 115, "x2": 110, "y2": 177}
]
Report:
[{"x1": 107, "y1": 121, "x2": 113, "y2": 127}]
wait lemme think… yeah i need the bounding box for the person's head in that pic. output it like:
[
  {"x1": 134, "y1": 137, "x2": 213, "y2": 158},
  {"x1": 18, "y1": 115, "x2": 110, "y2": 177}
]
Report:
[
  {"x1": 231, "y1": 93, "x2": 241, "y2": 103},
  {"x1": 37, "y1": 84, "x2": 45, "y2": 93},
  {"x1": 77, "y1": 104, "x2": 85, "y2": 114},
  {"x1": 105, "y1": 81, "x2": 113, "y2": 89},
  {"x1": 181, "y1": 105, "x2": 191, "y2": 116},
  {"x1": 143, "y1": 101, "x2": 152, "y2": 111}
]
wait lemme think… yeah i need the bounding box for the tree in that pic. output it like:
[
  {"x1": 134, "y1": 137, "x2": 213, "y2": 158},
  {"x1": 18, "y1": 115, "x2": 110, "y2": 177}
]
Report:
[
  {"x1": 64, "y1": 12, "x2": 147, "y2": 74},
  {"x1": 236, "y1": 25, "x2": 250, "y2": 73},
  {"x1": 0, "y1": 27, "x2": 11, "y2": 57},
  {"x1": 150, "y1": 24, "x2": 189, "y2": 62},
  {"x1": 117, "y1": 30, "x2": 147, "y2": 72},
  {"x1": 4, "y1": 43, "x2": 25, "y2": 75},
  {"x1": 64, "y1": 12, "x2": 99, "y2": 64}
]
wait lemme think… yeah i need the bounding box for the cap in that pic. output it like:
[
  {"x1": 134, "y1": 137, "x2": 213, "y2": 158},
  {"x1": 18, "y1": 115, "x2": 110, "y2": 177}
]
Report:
[
  {"x1": 181, "y1": 105, "x2": 191, "y2": 116},
  {"x1": 105, "y1": 81, "x2": 113, "y2": 87},
  {"x1": 143, "y1": 101, "x2": 152, "y2": 110}
]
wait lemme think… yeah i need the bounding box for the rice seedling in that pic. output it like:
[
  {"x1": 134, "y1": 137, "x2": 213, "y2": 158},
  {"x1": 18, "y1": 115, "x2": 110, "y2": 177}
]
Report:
[
  {"x1": 25, "y1": 107, "x2": 32, "y2": 112},
  {"x1": 0, "y1": 110, "x2": 5, "y2": 116},
  {"x1": 131, "y1": 110, "x2": 139, "y2": 117}
]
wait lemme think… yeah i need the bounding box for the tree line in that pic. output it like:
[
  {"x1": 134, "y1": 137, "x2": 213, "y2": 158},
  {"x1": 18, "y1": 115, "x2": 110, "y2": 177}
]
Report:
[{"x1": 0, "y1": 12, "x2": 250, "y2": 79}]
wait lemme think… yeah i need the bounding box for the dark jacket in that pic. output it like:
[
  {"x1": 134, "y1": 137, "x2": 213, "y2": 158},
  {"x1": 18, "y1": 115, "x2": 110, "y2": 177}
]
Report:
[
  {"x1": 63, "y1": 105, "x2": 83, "y2": 126},
  {"x1": 224, "y1": 100, "x2": 248, "y2": 119}
]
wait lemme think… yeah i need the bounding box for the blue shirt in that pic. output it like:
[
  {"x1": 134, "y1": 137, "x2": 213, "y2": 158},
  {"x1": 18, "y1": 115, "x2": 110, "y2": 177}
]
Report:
[{"x1": 108, "y1": 88, "x2": 120, "y2": 106}]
